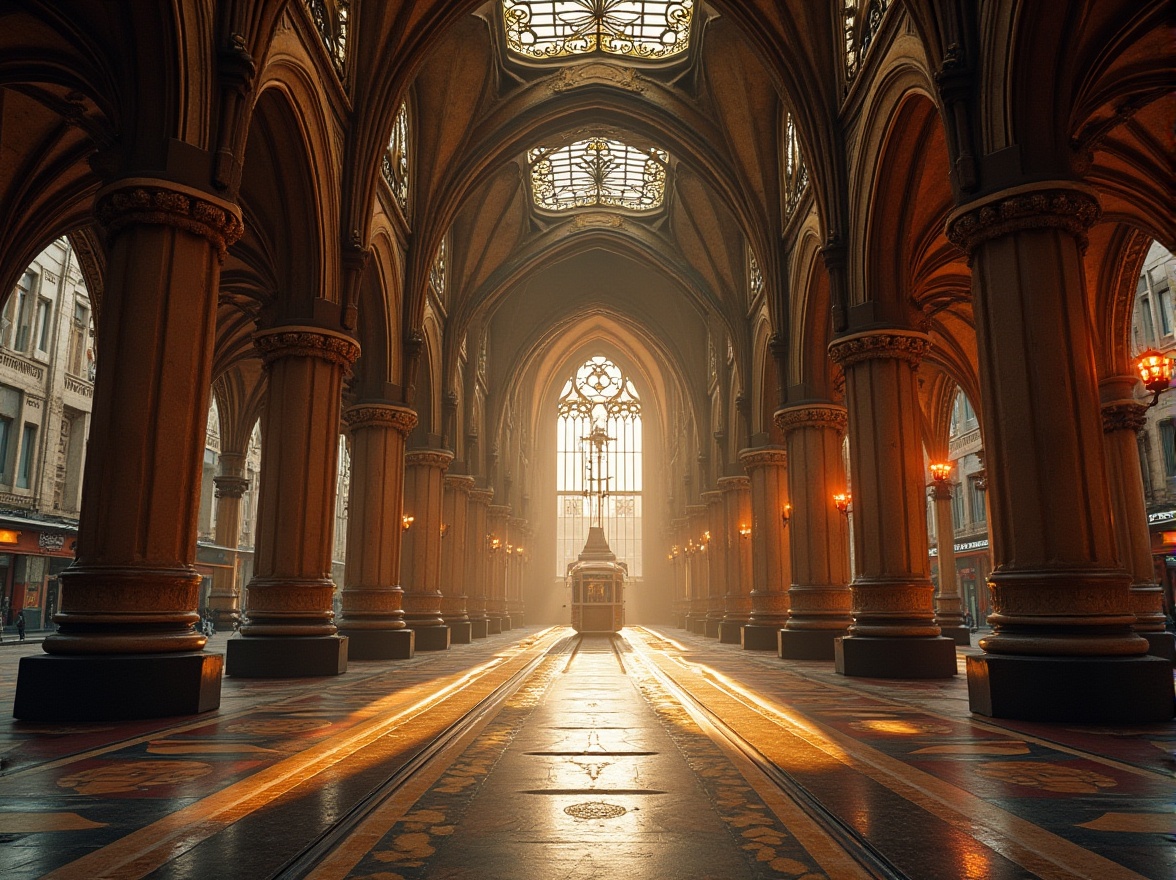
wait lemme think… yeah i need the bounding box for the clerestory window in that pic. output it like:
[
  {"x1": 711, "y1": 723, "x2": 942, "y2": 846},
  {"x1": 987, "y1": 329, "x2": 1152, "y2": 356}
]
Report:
[
  {"x1": 502, "y1": 0, "x2": 694, "y2": 61},
  {"x1": 556, "y1": 356, "x2": 643, "y2": 576},
  {"x1": 528, "y1": 137, "x2": 667, "y2": 212},
  {"x1": 382, "y1": 102, "x2": 410, "y2": 214}
]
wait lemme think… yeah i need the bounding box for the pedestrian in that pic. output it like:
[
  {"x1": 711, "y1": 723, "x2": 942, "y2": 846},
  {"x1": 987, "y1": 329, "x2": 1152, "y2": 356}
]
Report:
[
  {"x1": 16, "y1": 610, "x2": 26, "y2": 642},
  {"x1": 964, "y1": 610, "x2": 974, "y2": 631}
]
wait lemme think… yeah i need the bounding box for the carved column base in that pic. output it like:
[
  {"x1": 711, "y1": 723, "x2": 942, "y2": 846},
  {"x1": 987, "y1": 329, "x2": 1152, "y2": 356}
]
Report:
[
  {"x1": 206, "y1": 567, "x2": 240, "y2": 629},
  {"x1": 967, "y1": 654, "x2": 1174, "y2": 721},
  {"x1": 402, "y1": 590, "x2": 449, "y2": 650},
  {"x1": 704, "y1": 618, "x2": 722, "y2": 638},
  {"x1": 1130, "y1": 583, "x2": 1169, "y2": 633},
  {"x1": 337, "y1": 586, "x2": 414, "y2": 659},
  {"x1": 720, "y1": 596, "x2": 752, "y2": 643},
  {"x1": 836, "y1": 635, "x2": 958, "y2": 678},
  {"x1": 15, "y1": 652, "x2": 223, "y2": 721},
  {"x1": 848, "y1": 578, "x2": 941, "y2": 638},
  {"x1": 225, "y1": 635, "x2": 348, "y2": 677},
  {"x1": 486, "y1": 616, "x2": 503, "y2": 635},
  {"x1": 45, "y1": 566, "x2": 207, "y2": 655},
  {"x1": 238, "y1": 578, "x2": 338, "y2": 637},
  {"x1": 778, "y1": 629, "x2": 845, "y2": 661},
  {"x1": 466, "y1": 597, "x2": 489, "y2": 622},
  {"x1": 441, "y1": 595, "x2": 472, "y2": 643}
]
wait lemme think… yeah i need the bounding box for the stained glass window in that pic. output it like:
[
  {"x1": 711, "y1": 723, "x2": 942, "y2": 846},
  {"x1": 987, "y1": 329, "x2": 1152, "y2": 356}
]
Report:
[
  {"x1": 529, "y1": 137, "x2": 667, "y2": 212},
  {"x1": 843, "y1": 0, "x2": 890, "y2": 82},
  {"x1": 784, "y1": 112, "x2": 809, "y2": 217},
  {"x1": 306, "y1": 0, "x2": 349, "y2": 76},
  {"x1": 556, "y1": 356, "x2": 642, "y2": 576},
  {"x1": 430, "y1": 236, "x2": 447, "y2": 302},
  {"x1": 382, "y1": 102, "x2": 410, "y2": 213},
  {"x1": 747, "y1": 245, "x2": 763, "y2": 303},
  {"x1": 503, "y1": 0, "x2": 693, "y2": 61}
]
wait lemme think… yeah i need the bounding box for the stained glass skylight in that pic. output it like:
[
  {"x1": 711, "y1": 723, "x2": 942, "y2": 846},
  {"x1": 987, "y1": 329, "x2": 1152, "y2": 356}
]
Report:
[
  {"x1": 503, "y1": 0, "x2": 694, "y2": 61},
  {"x1": 529, "y1": 137, "x2": 668, "y2": 212}
]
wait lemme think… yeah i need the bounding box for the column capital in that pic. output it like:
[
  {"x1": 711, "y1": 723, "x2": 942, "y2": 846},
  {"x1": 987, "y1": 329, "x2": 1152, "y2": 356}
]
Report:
[
  {"x1": 405, "y1": 448, "x2": 454, "y2": 470},
  {"x1": 700, "y1": 490, "x2": 724, "y2": 507},
  {"x1": 928, "y1": 481, "x2": 954, "y2": 502},
  {"x1": 1100, "y1": 400, "x2": 1148, "y2": 434},
  {"x1": 828, "y1": 328, "x2": 931, "y2": 368},
  {"x1": 343, "y1": 402, "x2": 417, "y2": 435},
  {"x1": 716, "y1": 475, "x2": 751, "y2": 492},
  {"x1": 254, "y1": 326, "x2": 360, "y2": 371},
  {"x1": 773, "y1": 402, "x2": 848, "y2": 436},
  {"x1": 738, "y1": 446, "x2": 787, "y2": 470},
  {"x1": 213, "y1": 475, "x2": 250, "y2": 499},
  {"x1": 469, "y1": 487, "x2": 495, "y2": 505},
  {"x1": 945, "y1": 181, "x2": 1100, "y2": 257},
  {"x1": 94, "y1": 178, "x2": 244, "y2": 260},
  {"x1": 444, "y1": 473, "x2": 477, "y2": 493}
]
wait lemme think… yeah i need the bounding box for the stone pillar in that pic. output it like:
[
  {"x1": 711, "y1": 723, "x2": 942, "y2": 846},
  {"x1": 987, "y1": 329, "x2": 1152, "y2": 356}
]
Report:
[
  {"x1": 684, "y1": 504, "x2": 709, "y2": 633},
  {"x1": 15, "y1": 180, "x2": 241, "y2": 720},
  {"x1": 670, "y1": 518, "x2": 688, "y2": 627},
  {"x1": 701, "y1": 490, "x2": 726, "y2": 637},
  {"x1": 487, "y1": 504, "x2": 511, "y2": 630},
  {"x1": 739, "y1": 447, "x2": 791, "y2": 650},
  {"x1": 947, "y1": 183, "x2": 1172, "y2": 720},
  {"x1": 335, "y1": 403, "x2": 417, "y2": 660},
  {"x1": 225, "y1": 327, "x2": 359, "y2": 677},
  {"x1": 207, "y1": 451, "x2": 249, "y2": 629},
  {"x1": 467, "y1": 487, "x2": 494, "y2": 637},
  {"x1": 775, "y1": 404, "x2": 853, "y2": 659},
  {"x1": 828, "y1": 330, "x2": 957, "y2": 678},
  {"x1": 718, "y1": 475, "x2": 752, "y2": 644},
  {"x1": 507, "y1": 516, "x2": 528, "y2": 626},
  {"x1": 930, "y1": 480, "x2": 971, "y2": 645},
  {"x1": 1100, "y1": 379, "x2": 1174, "y2": 661},
  {"x1": 401, "y1": 449, "x2": 453, "y2": 651},
  {"x1": 441, "y1": 474, "x2": 475, "y2": 644}
]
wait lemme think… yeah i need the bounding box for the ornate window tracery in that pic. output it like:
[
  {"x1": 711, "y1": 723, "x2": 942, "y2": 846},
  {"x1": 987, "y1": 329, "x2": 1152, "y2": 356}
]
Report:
[
  {"x1": 843, "y1": 0, "x2": 890, "y2": 83},
  {"x1": 429, "y1": 236, "x2": 447, "y2": 303},
  {"x1": 502, "y1": 0, "x2": 693, "y2": 61},
  {"x1": 306, "y1": 0, "x2": 349, "y2": 76},
  {"x1": 747, "y1": 245, "x2": 763, "y2": 303},
  {"x1": 557, "y1": 356, "x2": 643, "y2": 575},
  {"x1": 529, "y1": 137, "x2": 668, "y2": 212},
  {"x1": 382, "y1": 102, "x2": 410, "y2": 214},
  {"x1": 784, "y1": 112, "x2": 809, "y2": 218}
]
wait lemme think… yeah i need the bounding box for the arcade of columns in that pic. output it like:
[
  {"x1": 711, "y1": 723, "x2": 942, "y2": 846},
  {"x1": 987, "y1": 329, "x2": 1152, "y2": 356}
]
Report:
[{"x1": 6, "y1": 1, "x2": 1173, "y2": 725}]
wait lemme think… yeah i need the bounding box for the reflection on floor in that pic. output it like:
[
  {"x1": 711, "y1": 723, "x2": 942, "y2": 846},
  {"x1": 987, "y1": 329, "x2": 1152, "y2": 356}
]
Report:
[{"x1": 0, "y1": 626, "x2": 1172, "y2": 880}]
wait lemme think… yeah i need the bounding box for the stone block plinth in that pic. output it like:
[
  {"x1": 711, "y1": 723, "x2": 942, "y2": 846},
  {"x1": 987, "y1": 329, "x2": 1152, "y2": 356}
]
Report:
[
  {"x1": 778, "y1": 629, "x2": 842, "y2": 661},
  {"x1": 225, "y1": 635, "x2": 348, "y2": 677},
  {"x1": 835, "y1": 635, "x2": 957, "y2": 678},
  {"x1": 448, "y1": 621, "x2": 473, "y2": 644},
  {"x1": 409, "y1": 625, "x2": 451, "y2": 651},
  {"x1": 740, "y1": 625, "x2": 780, "y2": 651},
  {"x1": 470, "y1": 619, "x2": 489, "y2": 639},
  {"x1": 340, "y1": 628, "x2": 414, "y2": 660},
  {"x1": 719, "y1": 621, "x2": 745, "y2": 644}
]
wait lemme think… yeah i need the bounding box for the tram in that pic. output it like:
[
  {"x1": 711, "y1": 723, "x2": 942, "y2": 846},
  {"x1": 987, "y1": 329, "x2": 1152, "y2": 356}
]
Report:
[{"x1": 567, "y1": 525, "x2": 627, "y2": 633}]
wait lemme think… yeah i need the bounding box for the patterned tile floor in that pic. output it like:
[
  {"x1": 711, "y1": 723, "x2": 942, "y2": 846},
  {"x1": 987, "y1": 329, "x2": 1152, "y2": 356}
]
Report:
[{"x1": 0, "y1": 626, "x2": 1172, "y2": 879}]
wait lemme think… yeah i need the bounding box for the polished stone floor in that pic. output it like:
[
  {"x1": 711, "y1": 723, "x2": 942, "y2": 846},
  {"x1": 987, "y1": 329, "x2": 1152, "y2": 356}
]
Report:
[{"x1": 0, "y1": 626, "x2": 1172, "y2": 879}]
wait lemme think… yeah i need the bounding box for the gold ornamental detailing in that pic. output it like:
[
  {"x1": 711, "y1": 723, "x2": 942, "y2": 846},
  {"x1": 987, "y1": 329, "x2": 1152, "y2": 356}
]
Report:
[
  {"x1": 738, "y1": 447, "x2": 787, "y2": 469},
  {"x1": 405, "y1": 449, "x2": 455, "y2": 469},
  {"x1": 549, "y1": 63, "x2": 645, "y2": 94},
  {"x1": 773, "y1": 404, "x2": 848, "y2": 436},
  {"x1": 571, "y1": 212, "x2": 625, "y2": 229},
  {"x1": 254, "y1": 327, "x2": 361, "y2": 371},
  {"x1": 94, "y1": 180, "x2": 244, "y2": 259},
  {"x1": 945, "y1": 185, "x2": 1100, "y2": 256},
  {"x1": 1099, "y1": 401, "x2": 1148, "y2": 434},
  {"x1": 828, "y1": 329, "x2": 931, "y2": 368},
  {"x1": 343, "y1": 403, "x2": 417, "y2": 435}
]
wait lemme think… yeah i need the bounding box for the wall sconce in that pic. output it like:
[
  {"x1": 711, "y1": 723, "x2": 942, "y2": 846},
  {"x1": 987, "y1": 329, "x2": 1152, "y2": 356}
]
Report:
[
  {"x1": 684, "y1": 539, "x2": 697, "y2": 557},
  {"x1": 1137, "y1": 349, "x2": 1174, "y2": 407},
  {"x1": 833, "y1": 493, "x2": 851, "y2": 516},
  {"x1": 488, "y1": 534, "x2": 501, "y2": 553},
  {"x1": 702, "y1": 530, "x2": 711, "y2": 545},
  {"x1": 671, "y1": 544, "x2": 680, "y2": 558},
  {"x1": 506, "y1": 543, "x2": 514, "y2": 556},
  {"x1": 929, "y1": 462, "x2": 952, "y2": 484},
  {"x1": 781, "y1": 503, "x2": 792, "y2": 528},
  {"x1": 439, "y1": 523, "x2": 450, "y2": 539},
  {"x1": 401, "y1": 514, "x2": 415, "y2": 531},
  {"x1": 516, "y1": 546, "x2": 525, "y2": 561},
  {"x1": 738, "y1": 523, "x2": 752, "y2": 540}
]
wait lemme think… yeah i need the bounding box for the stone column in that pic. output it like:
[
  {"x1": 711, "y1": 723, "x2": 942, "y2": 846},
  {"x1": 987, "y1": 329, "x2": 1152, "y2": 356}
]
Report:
[
  {"x1": 718, "y1": 475, "x2": 753, "y2": 644},
  {"x1": 739, "y1": 447, "x2": 791, "y2": 650},
  {"x1": 15, "y1": 180, "x2": 241, "y2": 721},
  {"x1": 507, "y1": 516, "x2": 528, "y2": 625},
  {"x1": 441, "y1": 474, "x2": 475, "y2": 644},
  {"x1": 467, "y1": 487, "x2": 494, "y2": 637},
  {"x1": 487, "y1": 504, "x2": 512, "y2": 630},
  {"x1": 1100, "y1": 378, "x2": 1174, "y2": 660},
  {"x1": 701, "y1": 490, "x2": 726, "y2": 637},
  {"x1": 207, "y1": 451, "x2": 249, "y2": 629},
  {"x1": 684, "y1": 504, "x2": 708, "y2": 633},
  {"x1": 775, "y1": 404, "x2": 853, "y2": 659},
  {"x1": 930, "y1": 480, "x2": 970, "y2": 645},
  {"x1": 226, "y1": 327, "x2": 359, "y2": 677},
  {"x1": 828, "y1": 330, "x2": 957, "y2": 678},
  {"x1": 335, "y1": 403, "x2": 417, "y2": 660},
  {"x1": 670, "y1": 518, "x2": 688, "y2": 627},
  {"x1": 947, "y1": 183, "x2": 1171, "y2": 720},
  {"x1": 401, "y1": 449, "x2": 453, "y2": 651}
]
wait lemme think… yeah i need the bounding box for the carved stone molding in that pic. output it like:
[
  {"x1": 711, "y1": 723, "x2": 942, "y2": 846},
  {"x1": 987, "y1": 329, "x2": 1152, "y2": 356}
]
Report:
[
  {"x1": 946, "y1": 184, "x2": 1100, "y2": 257},
  {"x1": 343, "y1": 403, "x2": 417, "y2": 435},
  {"x1": 444, "y1": 473, "x2": 476, "y2": 493},
  {"x1": 828, "y1": 329, "x2": 931, "y2": 369},
  {"x1": 549, "y1": 62, "x2": 645, "y2": 94},
  {"x1": 1100, "y1": 401, "x2": 1148, "y2": 434},
  {"x1": 405, "y1": 449, "x2": 455, "y2": 470},
  {"x1": 94, "y1": 179, "x2": 244, "y2": 260},
  {"x1": 254, "y1": 326, "x2": 361, "y2": 371},
  {"x1": 773, "y1": 403, "x2": 848, "y2": 436},
  {"x1": 716, "y1": 475, "x2": 750, "y2": 491},
  {"x1": 738, "y1": 447, "x2": 788, "y2": 470},
  {"x1": 213, "y1": 475, "x2": 250, "y2": 499},
  {"x1": 571, "y1": 212, "x2": 624, "y2": 229}
]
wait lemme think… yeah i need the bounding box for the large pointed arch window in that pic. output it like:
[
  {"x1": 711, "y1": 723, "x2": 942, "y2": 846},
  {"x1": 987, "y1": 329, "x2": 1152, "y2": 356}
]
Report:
[
  {"x1": 557, "y1": 356, "x2": 643, "y2": 576},
  {"x1": 382, "y1": 102, "x2": 410, "y2": 214},
  {"x1": 529, "y1": 137, "x2": 668, "y2": 212},
  {"x1": 503, "y1": 0, "x2": 694, "y2": 61}
]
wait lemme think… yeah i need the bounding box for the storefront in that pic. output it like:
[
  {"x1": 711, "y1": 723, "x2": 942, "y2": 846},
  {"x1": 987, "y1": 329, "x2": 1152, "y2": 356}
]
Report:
[
  {"x1": 0, "y1": 516, "x2": 77, "y2": 632},
  {"x1": 1146, "y1": 508, "x2": 1176, "y2": 623},
  {"x1": 930, "y1": 536, "x2": 993, "y2": 625}
]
